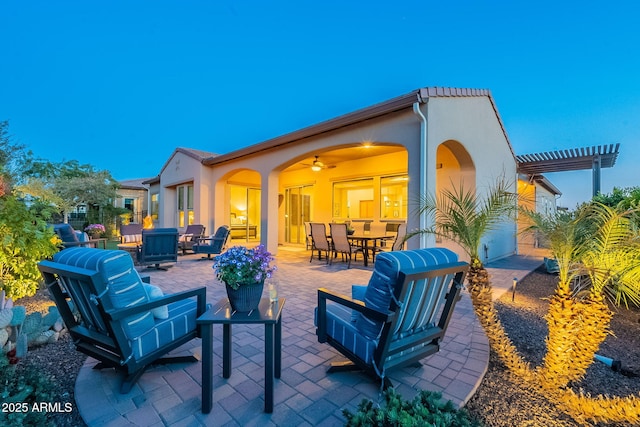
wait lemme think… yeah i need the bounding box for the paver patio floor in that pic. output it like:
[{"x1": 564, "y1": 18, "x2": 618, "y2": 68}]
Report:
[{"x1": 74, "y1": 246, "x2": 543, "y2": 426}]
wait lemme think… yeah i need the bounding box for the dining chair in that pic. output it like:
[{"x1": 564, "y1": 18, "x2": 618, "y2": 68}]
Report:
[
  {"x1": 304, "y1": 222, "x2": 313, "y2": 250},
  {"x1": 350, "y1": 222, "x2": 365, "y2": 235},
  {"x1": 329, "y1": 223, "x2": 358, "y2": 268},
  {"x1": 309, "y1": 223, "x2": 331, "y2": 263}
]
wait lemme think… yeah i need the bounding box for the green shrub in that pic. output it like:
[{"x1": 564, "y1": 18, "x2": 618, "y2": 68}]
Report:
[
  {"x1": 343, "y1": 388, "x2": 481, "y2": 427},
  {"x1": 0, "y1": 195, "x2": 59, "y2": 299}
]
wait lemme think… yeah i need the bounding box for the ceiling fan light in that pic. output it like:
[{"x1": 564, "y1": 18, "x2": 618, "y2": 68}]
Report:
[{"x1": 311, "y1": 163, "x2": 322, "y2": 172}]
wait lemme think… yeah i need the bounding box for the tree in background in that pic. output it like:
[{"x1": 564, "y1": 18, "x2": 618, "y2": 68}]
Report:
[
  {"x1": 593, "y1": 186, "x2": 640, "y2": 210},
  {"x1": 8, "y1": 127, "x2": 128, "y2": 235}
]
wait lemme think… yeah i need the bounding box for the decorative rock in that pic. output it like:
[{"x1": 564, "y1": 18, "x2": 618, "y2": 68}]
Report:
[
  {"x1": 48, "y1": 331, "x2": 59, "y2": 343},
  {"x1": 53, "y1": 319, "x2": 64, "y2": 332}
]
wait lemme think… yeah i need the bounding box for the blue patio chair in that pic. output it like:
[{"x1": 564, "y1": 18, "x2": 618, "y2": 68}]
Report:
[
  {"x1": 53, "y1": 223, "x2": 94, "y2": 248},
  {"x1": 136, "y1": 228, "x2": 179, "y2": 270},
  {"x1": 193, "y1": 225, "x2": 231, "y2": 259},
  {"x1": 315, "y1": 248, "x2": 468, "y2": 388},
  {"x1": 38, "y1": 247, "x2": 207, "y2": 393},
  {"x1": 178, "y1": 224, "x2": 206, "y2": 255}
]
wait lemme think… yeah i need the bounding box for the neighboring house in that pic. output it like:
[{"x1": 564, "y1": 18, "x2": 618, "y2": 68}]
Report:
[
  {"x1": 142, "y1": 86, "x2": 555, "y2": 264},
  {"x1": 115, "y1": 178, "x2": 151, "y2": 224}
]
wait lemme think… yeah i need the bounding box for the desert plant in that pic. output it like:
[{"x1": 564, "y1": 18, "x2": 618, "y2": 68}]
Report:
[
  {"x1": 0, "y1": 352, "x2": 56, "y2": 427},
  {"x1": 410, "y1": 179, "x2": 533, "y2": 377},
  {"x1": 523, "y1": 203, "x2": 640, "y2": 388},
  {"x1": 343, "y1": 388, "x2": 481, "y2": 427}
]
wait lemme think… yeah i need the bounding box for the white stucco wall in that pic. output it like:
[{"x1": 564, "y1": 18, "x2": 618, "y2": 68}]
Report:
[{"x1": 427, "y1": 97, "x2": 518, "y2": 262}]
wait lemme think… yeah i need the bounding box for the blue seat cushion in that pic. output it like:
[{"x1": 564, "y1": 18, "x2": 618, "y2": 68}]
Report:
[
  {"x1": 53, "y1": 248, "x2": 155, "y2": 342},
  {"x1": 315, "y1": 303, "x2": 377, "y2": 365},
  {"x1": 354, "y1": 248, "x2": 458, "y2": 340},
  {"x1": 132, "y1": 298, "x2": 198, "y2": 360},
  {"x1": 54, "y1": 223, "x2": 79, "y2": 243}
]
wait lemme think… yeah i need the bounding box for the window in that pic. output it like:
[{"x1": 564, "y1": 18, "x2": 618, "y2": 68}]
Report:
[
  {"x1": 380, "y1": 175, "x2": 408, "y2": 219},
  {"x1": 177, "y1": 184, "x2": 194, "y2": 227},
  {"x1": 333, "y1": 179, "x2": 374, "y2": 219},
  {"x1": 124, "y1": 198, "x2": 135, "y2": 212},
  {"x1": 150, "y1": 193, "x2": 159, "y2": 220}
]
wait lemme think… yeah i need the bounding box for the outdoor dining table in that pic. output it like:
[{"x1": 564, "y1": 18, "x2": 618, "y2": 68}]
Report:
[{"x1": 347, "y1": 234, "x2": 389, "y2": 266}]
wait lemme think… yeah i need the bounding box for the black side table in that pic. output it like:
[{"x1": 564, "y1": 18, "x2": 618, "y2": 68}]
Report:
[{"x1": 197, "y1": 297, "x2": 285, "y2": 414}]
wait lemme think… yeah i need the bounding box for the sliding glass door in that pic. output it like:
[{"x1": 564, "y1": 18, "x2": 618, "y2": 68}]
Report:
[
  {"x1": 285, "y1": 185, "x2": 313, "y2": 245},
  {"x1": 229, "y1": 185, "x2": 261, "y2": 242}
]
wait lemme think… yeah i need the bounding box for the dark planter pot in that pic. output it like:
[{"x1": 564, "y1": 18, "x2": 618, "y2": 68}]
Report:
[{"x1": 225, "y1": 282, "x2": 264, "y2": 312}]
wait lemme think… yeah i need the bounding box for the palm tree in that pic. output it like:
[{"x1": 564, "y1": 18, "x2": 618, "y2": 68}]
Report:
[
  {"x1": 412, "y1": 178, "x2": 517, "y2": 292},
  {"x1": 522, "y1": 203, "x2": 640, "y2": 388},
  {"x1": 416, "y1": 182, "x2": 640, "y2": 423},
  {"x1": 410, "y1": 179, "x2": 534, "y2": 377}
]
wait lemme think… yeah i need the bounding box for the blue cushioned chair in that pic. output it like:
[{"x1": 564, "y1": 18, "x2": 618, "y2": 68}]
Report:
[
  {"x1": 38, "y1": 247, "x2": 207, "y2": 393},
  {"x1": 178, "y1": 224, "x2": 206, "y2": 255},
  {"x1": 53, "y1": 223, "x2": 97, "y2": 248},
  {"x1": 137, "y1": 228, "x2": 179, "y2": 270},
  {"x1": 193, "y1": 225, "x2": 230, "y2": 259},
  {"x1": 315, "y1": 248, "x2": 468, "y2": 388}
]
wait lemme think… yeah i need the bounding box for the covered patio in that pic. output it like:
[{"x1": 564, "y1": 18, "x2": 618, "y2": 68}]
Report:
[{"x1": 72, "y1": 247, "x2": 542, "y2": 426}]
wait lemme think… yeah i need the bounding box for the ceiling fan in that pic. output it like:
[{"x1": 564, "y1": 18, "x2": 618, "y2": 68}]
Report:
[{"x1": 304, "y1": 155, "x2": 336, "y2": 172}]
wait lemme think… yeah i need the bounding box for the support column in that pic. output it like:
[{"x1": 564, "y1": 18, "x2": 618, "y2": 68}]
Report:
[
  {"x1": 261, "y1": 170, "x2": 280, "y2": 254},
  {"x1": 592, "y1": 154, "x2": 602, "y2": 197}
]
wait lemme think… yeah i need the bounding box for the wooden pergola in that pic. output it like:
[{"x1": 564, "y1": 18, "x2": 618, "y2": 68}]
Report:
[{"x1": 516, "y1": 144, "x2": 620, "y2": 196}]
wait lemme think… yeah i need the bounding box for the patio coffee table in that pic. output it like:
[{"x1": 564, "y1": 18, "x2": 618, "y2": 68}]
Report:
[{"x1": 197, "y1": 297, "x2": 285, "y2": 414}]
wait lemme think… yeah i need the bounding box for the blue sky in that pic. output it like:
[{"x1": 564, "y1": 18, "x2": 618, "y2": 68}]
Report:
[{"x1": 2, "y1": 1, "x2": 638, "y2": 208}]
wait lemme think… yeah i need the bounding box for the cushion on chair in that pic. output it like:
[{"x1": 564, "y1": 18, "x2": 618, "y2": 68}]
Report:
[
  {"x1": 54, "y1": 223, "x2": 80, "y2": 243},
  {"x1": 143, "y1": 284, "x2": 169, "y2": 320},
  {"x1": 351, "y1": 285, "x2": 367, "y2": 323},
  {"x1": 354, "y1": 248, "x2": 458, "y2": 340},
  {"x1": 123, "y1": 234, "x2": 142, "y2": 243},
  {"x1": 132, "y1": 298, "x2": 198, "y2": 360},
  {"x1": 314, "y1": 303, "x2": 377, "y2": 365},
  {"x1": 53, "y1": 248, "x2": 155, "y2": 341}
]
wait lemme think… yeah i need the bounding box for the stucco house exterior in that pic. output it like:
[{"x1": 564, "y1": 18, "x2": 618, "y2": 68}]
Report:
[
  {"x1": 115, "y1": 178, "x2": 151, "y2": 224},
  {"x1": 135, "y1": 86, "x2": 561, "y2": 263}
]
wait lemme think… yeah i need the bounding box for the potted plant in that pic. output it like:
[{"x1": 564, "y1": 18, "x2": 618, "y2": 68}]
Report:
[
  {"x1": 213, "y1": 245, "x2": 277, "y2": 312},
  {"x1": 84, "y1": 223, "x2": 105, "y2": 239}
]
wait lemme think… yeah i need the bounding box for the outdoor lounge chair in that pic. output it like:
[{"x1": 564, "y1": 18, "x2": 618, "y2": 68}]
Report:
[
  {"x1": 193, "y1": 225, "x2": 231, "y2": 259},
  {"x1": 38, "y1": 247, "x2": 207, "y2": 393},
  {"x1": 178, "y1": 224, "x2": 206, "y2": 255},
  {"x1": 53, "y1": 223, "x2": 104, "y2": 249},
  {"x1": 136, "y1": 228, "x2": 179, "y2": 270},
  {"x1": 315, "y1": 247, "x2": 468, "y2": 388},
  {"x1": 119, "y1": 223, "x2": 143, "y2": 244}
]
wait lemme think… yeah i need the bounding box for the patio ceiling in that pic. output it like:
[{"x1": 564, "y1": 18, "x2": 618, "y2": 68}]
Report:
[{"x1": 286, "y1": 145, "x2": 405, "y2": 172}]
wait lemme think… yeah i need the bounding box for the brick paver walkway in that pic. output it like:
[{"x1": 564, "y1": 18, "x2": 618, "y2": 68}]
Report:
[{"x1": 74, "y1": 247, "x2": 543, "y2": 426}]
